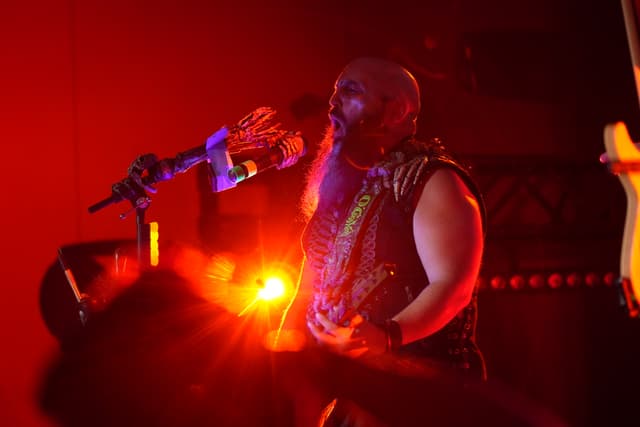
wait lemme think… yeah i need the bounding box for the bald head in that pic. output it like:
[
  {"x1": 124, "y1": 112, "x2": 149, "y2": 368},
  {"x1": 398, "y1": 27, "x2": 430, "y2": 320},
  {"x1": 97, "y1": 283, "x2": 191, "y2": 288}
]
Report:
[
  {"x1": 326, "y1": 57, "x2": 421, "y2": 165},
  {"x1": 343, "y1": 57, "x2": 421, "y2": 129}
]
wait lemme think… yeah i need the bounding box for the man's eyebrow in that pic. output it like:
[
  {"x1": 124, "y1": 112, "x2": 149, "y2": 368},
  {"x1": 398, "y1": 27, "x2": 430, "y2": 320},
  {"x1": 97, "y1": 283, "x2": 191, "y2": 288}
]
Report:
[{"x1": 337, "y1": 79, "x2": 363, "y2": 90}]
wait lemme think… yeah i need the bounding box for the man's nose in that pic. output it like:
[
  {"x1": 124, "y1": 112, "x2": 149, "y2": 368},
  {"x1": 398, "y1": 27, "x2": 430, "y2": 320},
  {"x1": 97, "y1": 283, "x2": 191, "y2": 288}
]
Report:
[{"x1": 329, "y1": 91, "x2": 340, "y2": 108}]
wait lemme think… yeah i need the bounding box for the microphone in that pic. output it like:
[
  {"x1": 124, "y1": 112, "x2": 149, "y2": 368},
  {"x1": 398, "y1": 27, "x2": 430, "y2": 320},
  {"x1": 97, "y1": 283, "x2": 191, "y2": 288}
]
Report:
[
  {"x1": 88, "y1": 127, "x2": 306, "y2": 213},
  {"x1": 144, "y1": 129, "x2": 306, "y2": 187},
  {"x1": 227, "y1": 133, "x2": 307, "y2": 184}
]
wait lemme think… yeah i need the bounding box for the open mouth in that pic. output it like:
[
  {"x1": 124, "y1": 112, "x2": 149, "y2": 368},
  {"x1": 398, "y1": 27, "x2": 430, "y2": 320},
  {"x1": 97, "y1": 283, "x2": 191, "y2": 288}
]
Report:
[{"x1": 329, "y1": 113, "x2": 344, "y2": 134}]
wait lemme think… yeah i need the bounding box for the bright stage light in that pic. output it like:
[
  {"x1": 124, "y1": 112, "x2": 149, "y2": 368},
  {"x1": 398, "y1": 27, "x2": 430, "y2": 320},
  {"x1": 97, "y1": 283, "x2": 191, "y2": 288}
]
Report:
[
  {"x1": 258, "y1": 277, "x2": 286, "y2": 301},
  {"x1": 236, "y1": 262, "x2": 297, "y2": 317}
]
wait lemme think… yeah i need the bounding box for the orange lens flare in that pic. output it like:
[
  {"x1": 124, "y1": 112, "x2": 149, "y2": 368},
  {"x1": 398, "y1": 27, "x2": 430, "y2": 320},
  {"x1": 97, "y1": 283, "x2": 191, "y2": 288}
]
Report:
[
  {"x1": 258, "y1": 277, "x2": 285, "y2": 301},
  {"x1": 198, "y1": 257, "x2": 296, "y2": 319},
  {"x1": 237, "y1": 267, "x2": 294, "y2": 317}
]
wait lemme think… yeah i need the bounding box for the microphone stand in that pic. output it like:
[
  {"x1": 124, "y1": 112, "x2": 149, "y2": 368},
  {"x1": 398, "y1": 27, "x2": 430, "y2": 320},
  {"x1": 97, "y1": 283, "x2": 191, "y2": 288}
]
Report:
[
  {"x1": 80, "y1": 109, "x2": 305, "y2": 327},
  {"x1": 88, "y1": 127, "x2": 236, "y2": 272},
  {"x1": 136, "y1": 205, "x2": 151, "y2": 269},
  {"x1": 89, "y1": 174, "x2": 154, "y2": 269}
]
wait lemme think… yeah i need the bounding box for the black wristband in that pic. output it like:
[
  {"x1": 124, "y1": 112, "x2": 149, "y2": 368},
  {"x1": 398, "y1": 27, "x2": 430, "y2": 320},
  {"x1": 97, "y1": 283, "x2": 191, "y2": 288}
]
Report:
[{"x1": 384, "y1": 319, "x2": 402, "y2": 352}]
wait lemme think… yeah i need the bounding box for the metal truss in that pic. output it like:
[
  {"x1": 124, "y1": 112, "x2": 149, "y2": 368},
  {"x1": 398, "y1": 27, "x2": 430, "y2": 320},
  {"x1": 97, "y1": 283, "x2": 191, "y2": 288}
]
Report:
[{"x1": 461, "y1": 155, "x2": 626, "y2": 275}]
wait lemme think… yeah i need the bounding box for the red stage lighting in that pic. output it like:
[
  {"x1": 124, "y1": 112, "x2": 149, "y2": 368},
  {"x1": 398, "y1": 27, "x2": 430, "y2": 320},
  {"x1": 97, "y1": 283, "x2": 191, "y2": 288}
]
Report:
[
  {"x1": 490, "y1": 275, "x2": 506, "y2": 290},
  {"x1": 547, "y1": 273, "x2": 563, "y2": 289},
  {"x1": 585, "y1": 272, "x2": 600, "y2": 288},
  {"x1": 566, "y1": 272, "x2": 582, "y2": 288},
  {"x1": 528, "y1": 274, "x2": 545, "y2": 289},
  {"x1": 509, "y1": 275, "x2": 526, "y2": 290}
]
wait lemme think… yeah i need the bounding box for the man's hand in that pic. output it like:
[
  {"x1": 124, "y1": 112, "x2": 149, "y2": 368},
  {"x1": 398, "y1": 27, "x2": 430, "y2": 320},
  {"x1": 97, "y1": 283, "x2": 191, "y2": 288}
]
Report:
[{"x1": 307, "y1": 313, "x2": 386, "y2": 358}]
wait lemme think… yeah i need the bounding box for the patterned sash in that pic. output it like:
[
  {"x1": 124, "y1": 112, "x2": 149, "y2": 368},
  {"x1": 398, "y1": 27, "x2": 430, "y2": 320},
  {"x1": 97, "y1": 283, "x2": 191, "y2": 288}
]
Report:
[{"x1": 310, "y1": 179, "x2": 387, "y2": 326}]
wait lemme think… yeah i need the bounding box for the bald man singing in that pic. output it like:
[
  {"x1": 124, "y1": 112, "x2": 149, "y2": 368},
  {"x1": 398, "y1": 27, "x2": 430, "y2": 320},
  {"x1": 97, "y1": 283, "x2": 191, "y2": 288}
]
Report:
[{"x1": 285, "y1": 57, "x2": 486, "y2": 425}]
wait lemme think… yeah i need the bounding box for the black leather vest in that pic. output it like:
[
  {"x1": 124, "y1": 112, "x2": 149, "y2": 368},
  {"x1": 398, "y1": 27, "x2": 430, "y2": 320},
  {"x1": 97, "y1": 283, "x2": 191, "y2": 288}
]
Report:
[{"x1": 303, "y1": 139, "x2": 486, "y2": 377}]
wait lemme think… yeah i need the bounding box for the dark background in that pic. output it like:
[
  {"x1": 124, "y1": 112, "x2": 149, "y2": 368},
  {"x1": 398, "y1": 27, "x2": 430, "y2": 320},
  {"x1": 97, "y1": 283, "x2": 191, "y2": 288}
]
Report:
[{"x1": 2, "y1": 0, "x2": 639, "y2": 425}]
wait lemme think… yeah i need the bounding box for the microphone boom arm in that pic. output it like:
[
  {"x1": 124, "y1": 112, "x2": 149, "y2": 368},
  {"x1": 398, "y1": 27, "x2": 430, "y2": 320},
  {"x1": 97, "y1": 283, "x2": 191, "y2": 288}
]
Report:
[{"x1": 88, "y1": 107, "x2": 306, "y2": 215}]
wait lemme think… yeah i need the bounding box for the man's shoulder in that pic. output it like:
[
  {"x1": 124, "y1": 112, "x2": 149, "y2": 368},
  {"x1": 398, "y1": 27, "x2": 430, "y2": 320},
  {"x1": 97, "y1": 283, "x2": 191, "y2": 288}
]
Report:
[
  {"x1": 394, "y1": 137, "x2": 486, "y2": 231},
  {"x1": 382, "y1": 137, "x2": 469, "y2": 203}
]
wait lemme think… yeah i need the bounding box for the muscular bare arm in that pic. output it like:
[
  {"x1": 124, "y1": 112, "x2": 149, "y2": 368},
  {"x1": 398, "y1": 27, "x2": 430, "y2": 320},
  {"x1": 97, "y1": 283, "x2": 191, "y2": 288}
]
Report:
[{"x1": 393, "y1": 168, "x2": 483, "y2": 345}]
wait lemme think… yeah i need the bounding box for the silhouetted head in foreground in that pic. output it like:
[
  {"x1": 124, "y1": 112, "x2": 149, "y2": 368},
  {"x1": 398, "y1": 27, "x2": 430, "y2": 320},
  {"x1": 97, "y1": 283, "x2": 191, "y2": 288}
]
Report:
[
  {"x1": 39, "y1": 265, "x2": 565, "y2": 427},
  {"x1": 39, "y1": 267, "x2": 296, "y2": 427}
]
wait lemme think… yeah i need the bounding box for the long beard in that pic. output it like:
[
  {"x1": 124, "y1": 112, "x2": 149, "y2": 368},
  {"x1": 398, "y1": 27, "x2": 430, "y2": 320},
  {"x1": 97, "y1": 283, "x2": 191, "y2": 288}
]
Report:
[{"x1": 299, "y1": 126, "x2": 366, "y2": 221}]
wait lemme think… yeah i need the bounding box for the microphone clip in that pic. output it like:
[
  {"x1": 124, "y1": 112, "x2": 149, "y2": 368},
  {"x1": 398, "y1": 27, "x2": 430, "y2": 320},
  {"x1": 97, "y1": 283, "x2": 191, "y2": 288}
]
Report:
[{"x1": 204, "y1": 126, "x2": 236, "y2": 193}]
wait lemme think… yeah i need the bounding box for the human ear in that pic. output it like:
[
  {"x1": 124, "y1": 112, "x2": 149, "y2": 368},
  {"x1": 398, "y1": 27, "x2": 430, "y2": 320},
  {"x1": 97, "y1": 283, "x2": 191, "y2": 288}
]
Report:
[{"x1": 383, "y1": 98, "x2": 410, "y2": 127}]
